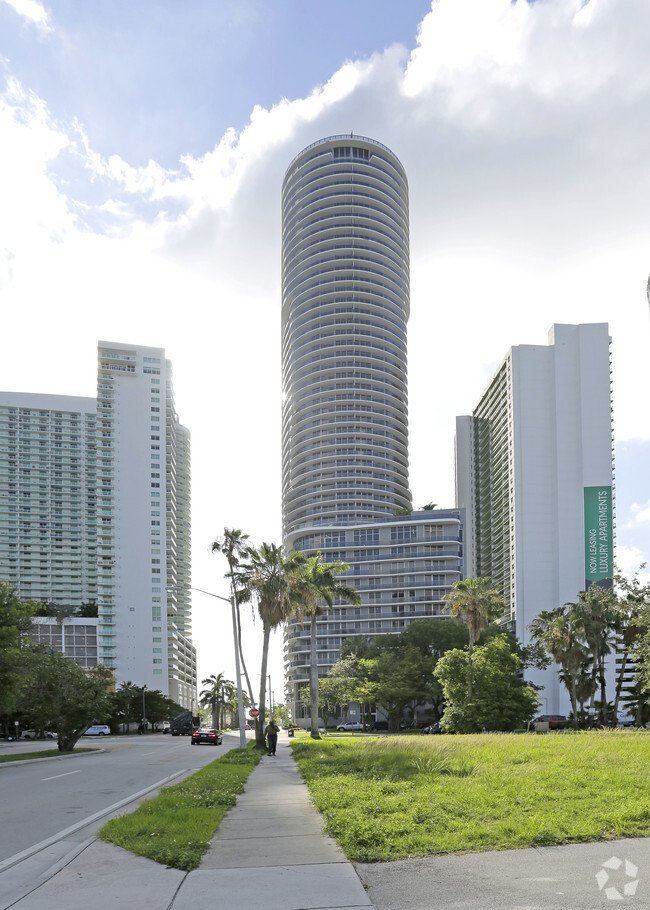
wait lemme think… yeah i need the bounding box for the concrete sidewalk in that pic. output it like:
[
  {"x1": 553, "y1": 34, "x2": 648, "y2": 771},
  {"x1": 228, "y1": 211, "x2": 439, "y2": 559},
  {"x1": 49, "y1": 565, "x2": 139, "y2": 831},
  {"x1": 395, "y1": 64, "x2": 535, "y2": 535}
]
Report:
[{"x1": 3, "y1": 733, "x2": 372, "y2": 910}]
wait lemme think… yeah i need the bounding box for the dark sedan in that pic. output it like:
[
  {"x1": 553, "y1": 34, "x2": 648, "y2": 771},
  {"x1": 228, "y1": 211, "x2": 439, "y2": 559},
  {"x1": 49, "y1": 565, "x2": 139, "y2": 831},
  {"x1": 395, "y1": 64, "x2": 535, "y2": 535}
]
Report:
[{"x1": 191, "y1": 728, "x2": 223, "y2": 746}]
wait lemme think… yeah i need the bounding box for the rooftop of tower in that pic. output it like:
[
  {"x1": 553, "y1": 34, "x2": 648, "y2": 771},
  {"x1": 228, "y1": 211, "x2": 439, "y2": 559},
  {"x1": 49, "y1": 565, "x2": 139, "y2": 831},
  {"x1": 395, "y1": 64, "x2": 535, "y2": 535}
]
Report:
[{"x1": 283, "y1": 133, "x2": 407, "y2": 185}]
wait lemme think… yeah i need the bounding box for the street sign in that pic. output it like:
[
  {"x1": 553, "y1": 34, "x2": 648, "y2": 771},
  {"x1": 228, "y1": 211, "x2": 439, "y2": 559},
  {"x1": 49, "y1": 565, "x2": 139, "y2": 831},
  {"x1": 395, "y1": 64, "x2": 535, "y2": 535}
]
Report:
[{"x1": 249, "y1": 708, "x2": 260, "y2": 718}]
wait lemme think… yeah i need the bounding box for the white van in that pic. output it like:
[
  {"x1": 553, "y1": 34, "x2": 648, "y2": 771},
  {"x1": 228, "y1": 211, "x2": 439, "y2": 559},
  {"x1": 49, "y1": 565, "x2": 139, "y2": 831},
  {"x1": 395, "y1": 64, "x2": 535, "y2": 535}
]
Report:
[{"x1": 83, "y1": 724, "x2": 111, "y2": 736}]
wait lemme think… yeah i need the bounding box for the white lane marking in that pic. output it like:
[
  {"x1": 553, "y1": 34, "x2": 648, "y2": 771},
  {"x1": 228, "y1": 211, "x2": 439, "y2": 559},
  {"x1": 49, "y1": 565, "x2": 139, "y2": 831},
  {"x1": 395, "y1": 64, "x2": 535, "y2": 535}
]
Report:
[
  {"x1": 42, "y1": 769, "x2": 81, "y2": 782},
  {"x1": 141, "y1": 751, "x2": 156, "y2": 755},
  {"x1": 0, "y1": 768, "x2": 190, "y2": 874}
]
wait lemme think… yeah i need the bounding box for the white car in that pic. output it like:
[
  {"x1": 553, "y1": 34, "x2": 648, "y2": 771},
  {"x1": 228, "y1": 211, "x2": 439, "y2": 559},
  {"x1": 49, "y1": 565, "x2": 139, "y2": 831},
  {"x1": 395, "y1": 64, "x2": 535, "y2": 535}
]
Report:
[
  {"x1": 336, "y1": 721, "x2": 365, "y2": 732},
  {"x1": 20, "y1": 730, "x2": 56, "y2": 740},
  {"x1": 83, "y1": 724, "x2": 111, "y2": 736}
]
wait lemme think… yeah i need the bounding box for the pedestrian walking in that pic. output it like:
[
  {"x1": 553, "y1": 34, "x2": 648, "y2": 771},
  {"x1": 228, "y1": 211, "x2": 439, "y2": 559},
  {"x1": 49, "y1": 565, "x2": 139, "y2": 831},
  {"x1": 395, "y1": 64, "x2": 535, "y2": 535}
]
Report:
[{"x1": 265, "y1": 719, "x2": 279, "y2": 755}]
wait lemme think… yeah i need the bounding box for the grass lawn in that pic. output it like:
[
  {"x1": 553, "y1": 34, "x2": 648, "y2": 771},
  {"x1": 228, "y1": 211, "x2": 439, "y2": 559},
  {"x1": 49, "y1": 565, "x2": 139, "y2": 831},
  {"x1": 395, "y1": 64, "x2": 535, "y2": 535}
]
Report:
[
  {"x1": 291, "y1": 731, "x2": 650, "y2": 862},
  {"x1": 0, "y1": 747, "x2": 97, "y2": 763},
  {"x1": 99, "y1": 743, "x2": 262, "y2": 870}
]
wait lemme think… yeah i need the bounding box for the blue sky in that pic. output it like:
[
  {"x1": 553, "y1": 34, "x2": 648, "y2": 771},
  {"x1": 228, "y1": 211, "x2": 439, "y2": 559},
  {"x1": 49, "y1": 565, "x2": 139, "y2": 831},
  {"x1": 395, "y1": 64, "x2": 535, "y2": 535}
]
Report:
[
  {"x1": 1, "y1": 0, "x2": 649, "y2": 691},
  {"x1": 1, "y1": 1, "x2": 432, "y2": 166}
]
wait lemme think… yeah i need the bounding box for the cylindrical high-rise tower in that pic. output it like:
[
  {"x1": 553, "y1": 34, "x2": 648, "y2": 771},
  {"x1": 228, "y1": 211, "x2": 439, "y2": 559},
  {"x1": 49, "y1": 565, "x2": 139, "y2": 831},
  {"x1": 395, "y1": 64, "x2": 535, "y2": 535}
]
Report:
[{"x1": 281, "y1": 135, "x2": 412, "y2": 537}]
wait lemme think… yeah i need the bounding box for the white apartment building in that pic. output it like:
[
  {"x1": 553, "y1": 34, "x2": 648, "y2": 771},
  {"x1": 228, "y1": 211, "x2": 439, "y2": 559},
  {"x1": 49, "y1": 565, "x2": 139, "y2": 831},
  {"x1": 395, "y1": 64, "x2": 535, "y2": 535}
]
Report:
[
  {"x1": 0, "y1": 342, "x2": 196, "y2": 707},
  {"x1": 455, "y1": 323, "x2": 615, "y2": 714},
  {"x1": 0, "y1": 393, "x2": 98, "y2": 608},
  {"x1": 281, "y1": 135, "x2": 464, "y2": 721}
]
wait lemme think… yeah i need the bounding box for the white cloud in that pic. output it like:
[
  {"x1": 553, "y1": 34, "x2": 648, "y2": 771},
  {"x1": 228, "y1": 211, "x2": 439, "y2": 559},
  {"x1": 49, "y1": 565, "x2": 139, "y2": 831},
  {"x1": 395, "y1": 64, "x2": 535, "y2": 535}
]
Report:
[
  {"x1": 1, "y1": 0, "x2": 51, "y2": 31},
  {"x1": 627, "y1": 502, "x2": 650, "y2": 527},
  {"x1": 615, "y1": 544, "x2": 649, "y2": 582},
  {"x1": 0, "y1": 79, "x2": 72, "y2": 286}
]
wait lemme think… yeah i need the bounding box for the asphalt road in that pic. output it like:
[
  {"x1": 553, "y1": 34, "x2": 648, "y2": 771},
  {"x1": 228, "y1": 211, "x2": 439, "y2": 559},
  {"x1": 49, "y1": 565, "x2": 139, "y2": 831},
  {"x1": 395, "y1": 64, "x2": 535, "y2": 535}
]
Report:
[{"x1": 0, "y1": 732, "x2": 245, "y2": 865}]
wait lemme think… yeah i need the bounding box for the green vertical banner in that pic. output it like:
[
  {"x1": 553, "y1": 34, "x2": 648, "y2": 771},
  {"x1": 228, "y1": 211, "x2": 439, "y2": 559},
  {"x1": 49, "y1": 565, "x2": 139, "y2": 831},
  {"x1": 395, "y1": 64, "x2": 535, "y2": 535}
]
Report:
[{"x1": 584, "y1": 486, "x2": 613, "y2": 586}]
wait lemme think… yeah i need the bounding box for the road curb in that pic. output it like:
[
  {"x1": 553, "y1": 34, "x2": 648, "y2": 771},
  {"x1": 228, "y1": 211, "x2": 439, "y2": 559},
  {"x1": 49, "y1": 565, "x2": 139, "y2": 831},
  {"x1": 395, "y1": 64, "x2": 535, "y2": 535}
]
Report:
[{"x1": 0, "y1": 748, "x2": 105, "y2": 768}]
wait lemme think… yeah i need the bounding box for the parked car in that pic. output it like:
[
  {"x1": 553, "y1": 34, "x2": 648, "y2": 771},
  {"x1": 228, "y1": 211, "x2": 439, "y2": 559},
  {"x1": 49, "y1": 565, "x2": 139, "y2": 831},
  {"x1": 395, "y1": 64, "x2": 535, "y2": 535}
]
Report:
[
  {"x1": 83, "y1": 724, "x2": 111, "y2": 736},
  {"x1": 20, "y1": 729, "x2": 56, "y2": 740},
  {"x1": 533, "y1": 715, "x2": 567, "y2": 729},
  {"x1": 422, "y1": 722, "x2": 441, "y2": 735},
  {"x1": 191, "y1": 728, "x2": 223, "y2": 746},
  {"x1": 369, "y1": 720, "x2": 389, "y2": 731},
  {"x1": 616, "y1": 712, "x2": 635, "y2": 727},
  {"x1": 161, "y1": 722, "x2": 171, "y2": 734},
  {"x1": 336, "y1": 721, "x2": 365, "y2": 732}
]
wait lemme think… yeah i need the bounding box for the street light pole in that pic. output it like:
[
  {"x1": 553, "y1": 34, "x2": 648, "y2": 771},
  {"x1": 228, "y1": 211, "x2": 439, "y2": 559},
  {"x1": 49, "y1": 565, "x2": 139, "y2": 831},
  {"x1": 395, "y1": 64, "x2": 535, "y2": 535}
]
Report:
[
  {"x1": 142, "y1": 684, "x2": 147, "y2": 734},
  {"x1": 167, "y1": 585, "x2": 246, "y2": 749},
  {"x1": 229, "y1": 595, "x2": 247, "y2": 747}
]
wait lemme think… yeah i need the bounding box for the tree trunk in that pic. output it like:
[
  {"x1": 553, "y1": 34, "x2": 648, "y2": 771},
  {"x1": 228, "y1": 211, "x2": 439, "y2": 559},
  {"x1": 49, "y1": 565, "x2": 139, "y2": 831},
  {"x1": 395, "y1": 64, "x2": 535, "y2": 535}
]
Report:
[
  {"x1": 635, "y1": 692, "x2": 645, "y2": 727},
  {"x1": 256, "y1": 623, "x2": 270, "y2": 749},
  {"x1": 227, "y1": 566, "x2": 255, "y2": 706},
  {"x1": 58, "y1": 734, "x2": 78, "y2": 752},
  {"x1": 310, "y1": 612, "x2": 321, "y2": 739},
  {"x1": 467, "y1": 641, "x2": 473, "y2": 701},
  {"x1": 598, "y1": 654, "x2": 608, "y2": 725},
  {"x1": 571, "y1": 679, "x2": 579, "y2": 729},
  {"x1": 613, "y1": 648, "x2": 628, "y2": 717},
  {"x1": 235, "y1": 600, "x2": 255, "y2": 706}
]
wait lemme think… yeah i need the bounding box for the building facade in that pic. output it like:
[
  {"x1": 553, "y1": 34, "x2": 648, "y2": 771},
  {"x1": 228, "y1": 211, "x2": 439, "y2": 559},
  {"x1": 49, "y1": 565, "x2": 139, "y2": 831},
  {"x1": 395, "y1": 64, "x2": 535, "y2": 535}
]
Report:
[
  {"x1": 0, "y1": 343, "x2": 196, "y2": 707},
  {"x1": 282, "y1": 135, "x2": 412, "y2": 537},
  {"x1": 281, "y1": 135, "x2": 464, "y2": 720},
  {"x1": 0, "y1": 393, "x2": 98, "y2": 609},
  {"x1": 31, "y1": 616, "x2": 99, "y2": 668},
  {"x1": 455, "y1": 323, "x2": 615, "y2": 713},
  {"x1": 284, "y1": 510, "x2": 464, "y2": 719}
]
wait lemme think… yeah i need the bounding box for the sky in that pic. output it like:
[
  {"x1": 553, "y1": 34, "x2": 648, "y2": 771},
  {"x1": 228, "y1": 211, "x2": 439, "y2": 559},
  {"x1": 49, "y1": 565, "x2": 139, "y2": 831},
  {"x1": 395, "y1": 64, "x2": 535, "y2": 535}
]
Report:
[{"x1": 1, "y1": 0, "x2": 650, "y2": 706}]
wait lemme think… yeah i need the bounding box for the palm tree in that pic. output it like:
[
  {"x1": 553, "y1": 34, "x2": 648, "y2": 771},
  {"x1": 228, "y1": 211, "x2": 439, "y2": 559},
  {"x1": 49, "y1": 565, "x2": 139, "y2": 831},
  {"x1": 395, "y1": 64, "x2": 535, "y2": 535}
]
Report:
[
  {"x1": 247, "y1": 543, "x2": 305, "y2": 748},
  {"x1": 292, "y1": 552, "x2": 360, "y2": 739},
  {"x1": 445, "y1": 577, "x2": 505, "y2": 699},
  {"x1": 528, "y1": 606, "x2": 589, "y2": 728},
  {"x1": 570, "y1": 586, "x2": 618, "y2": 725},
  {"x1": 211, "y1": 528, "x2": 255, "y2": 706},
  {"x1": 199, "y1": 673, "x2": 234, "y2": 728}
]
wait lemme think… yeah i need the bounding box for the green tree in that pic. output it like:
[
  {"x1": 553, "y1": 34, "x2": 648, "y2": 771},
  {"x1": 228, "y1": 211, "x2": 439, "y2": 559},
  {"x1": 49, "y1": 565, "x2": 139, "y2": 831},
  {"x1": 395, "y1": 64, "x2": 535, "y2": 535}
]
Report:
[
  {"x1": 248, "y1": 543, "x2": 305, "y2": 748},
  {"x1": 300, "y1": 677, "x2": 351, "y2": 729},
  {"x1": 358, "y1": 646, "x2": 432, "y2": 733},
  {"x1": 570, "y1": 586, "x2": 618, "y2": 725},
  {"x1": 528, "y1": 605, "x2": 590, "y2": 728},
  {"x1": 324, "y1": 654, "x2": 363, "y2": 723},
  {"x1": 19, "y1": 645, "x2": 113, "y2": 751},
  {"x1": 445, "y1": 578, "x2": 505, "y2": 699},
  {"x1": 631, "y1": 583, "x2": 650, "y2": 712},
  {"x1": 271, "y1": 702, "x2": 292, "y2": 728},
  {"x1": 0, "y1": 583, "x2": 36, "y2": 732},
  {"x1": 110, "y1": 680, "x2": 141, "y2": 733},
  {"x1": 399, "y1": 618, "x2": 470, "y2": 722},
  {"x1": 291, "y1": 552, "x2": 360, "y2": 739},
  {"x1": 614, "y1": 568, "x2": 650, "y2": 721},
  {"x1": 77, "y1": 600, "x2": 98, "y2": 618},
  {"x1": 211, "y1": 528, "x2": 256, "y2": 706},
  {"x1": 199, "y1": 673, "x2": 235, "y2": 729},
  {"x1": 435, "y1": 636, "x2": 539, "y2": 733},
  {"x1": 339, "y1": 620, "x2": 470, "y2": 727},
  {"x1": 142, "y1": 689, "x2": 181, "y2": 729}
]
